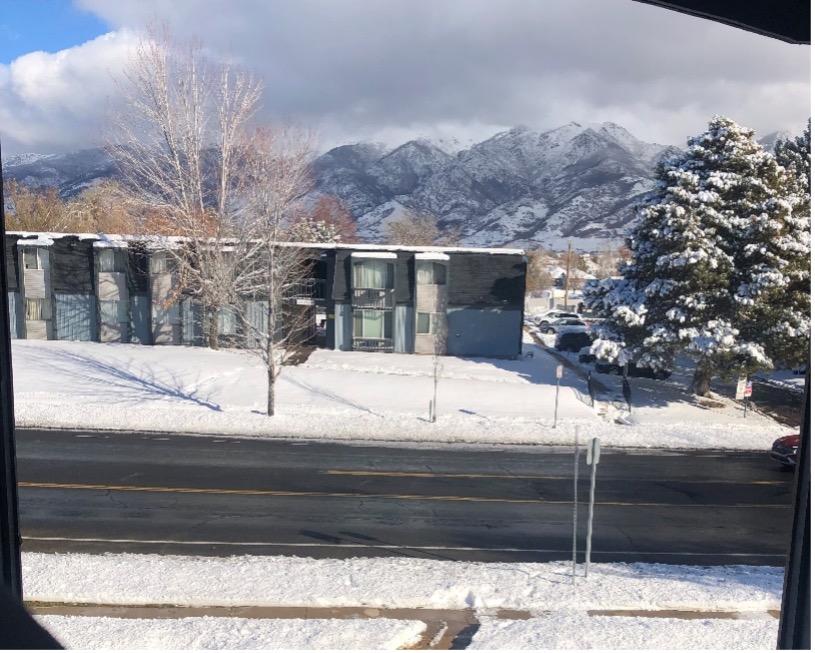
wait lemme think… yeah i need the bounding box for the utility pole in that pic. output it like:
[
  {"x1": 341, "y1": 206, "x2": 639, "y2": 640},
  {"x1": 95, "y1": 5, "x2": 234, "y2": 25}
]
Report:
[{"x1": 562, "y1": 241, "x2": 572, "y2": 310}]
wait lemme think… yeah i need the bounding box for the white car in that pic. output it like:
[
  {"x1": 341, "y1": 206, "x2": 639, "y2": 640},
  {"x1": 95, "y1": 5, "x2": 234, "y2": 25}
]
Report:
[
  {"x1": 536, "y1": 310, "x2": 580, "y2": 330},
  {"x1": 540, "y1": 317, "x2": 587, "y2": 335}
]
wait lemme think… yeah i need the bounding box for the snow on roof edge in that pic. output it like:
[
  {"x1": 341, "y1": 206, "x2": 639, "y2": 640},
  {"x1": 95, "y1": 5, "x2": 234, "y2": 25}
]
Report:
[
  {"x1": 5, "y1": 231, "x2": 526, "y2": 256},
  {"x1": 17, "y1": 237, "x2": 54, "y2": 247},
  {"x1": 351, "y1": 251, "x2": 398, "y2": 259},
  {"x1": 415, "y1": 252, "x2": 450, "y2": 261}
]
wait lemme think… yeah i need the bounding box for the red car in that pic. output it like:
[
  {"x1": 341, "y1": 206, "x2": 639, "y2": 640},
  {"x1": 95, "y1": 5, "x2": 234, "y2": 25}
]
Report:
[{"x1": 771, "y1": 434, "x2": 800, "y2": 469}]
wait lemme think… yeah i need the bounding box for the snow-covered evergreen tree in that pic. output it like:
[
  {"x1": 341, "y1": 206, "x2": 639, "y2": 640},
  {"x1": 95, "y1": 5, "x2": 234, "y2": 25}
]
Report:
[
  {"x1": 587, "y1": 116, "x2": 787, "y2": 395},
  {"x1": 732, "y1": 120, "x2": 810, "y2": 369}
]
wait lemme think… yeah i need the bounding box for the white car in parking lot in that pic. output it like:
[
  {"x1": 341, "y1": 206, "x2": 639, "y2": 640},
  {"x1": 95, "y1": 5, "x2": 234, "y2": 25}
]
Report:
[
  {"x1": 539, "y1": 317, "x2": 587, "y2": 335},
  {"x1": 535, "y1": 310, "x2": 581, "y2": 330}
]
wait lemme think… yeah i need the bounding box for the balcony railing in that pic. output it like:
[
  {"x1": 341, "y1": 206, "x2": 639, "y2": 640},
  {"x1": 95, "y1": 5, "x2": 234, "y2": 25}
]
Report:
[
  {"x1": 353, "y1": 337, "x2": 394, "y2": 353},
  {"x1": 352, "y1": 288, "x2": 395, "y2": 309},
  {"x1": 287, "y1": 278, "x2": 326, "y2": 303}
]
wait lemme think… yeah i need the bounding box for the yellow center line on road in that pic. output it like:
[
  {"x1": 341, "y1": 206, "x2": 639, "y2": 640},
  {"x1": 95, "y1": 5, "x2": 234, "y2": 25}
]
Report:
[
  {"x1": 17, "y1": 481, "x2": 785, "y2": 508},
  {"x1": 323, "y1": 469, "x2": 788, "y2": 485}
]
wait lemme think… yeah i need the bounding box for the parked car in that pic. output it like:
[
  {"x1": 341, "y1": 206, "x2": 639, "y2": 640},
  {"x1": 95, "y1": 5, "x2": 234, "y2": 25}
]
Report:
[
  {"x1": 556, "y1": 330, "x2": 593, "y2": 352},
  {"x1": 541, "y1": 317, "x2": 586, "y2": 335},
  {"x1": 537, "y1": 310, "x2": 580, "y2": 330},
  {"x1": 771, "y1": 434, "x2": 800, "y2": 470},
  {"x1": 594, "y1": 360, "x2": 671, "y2": 380}
]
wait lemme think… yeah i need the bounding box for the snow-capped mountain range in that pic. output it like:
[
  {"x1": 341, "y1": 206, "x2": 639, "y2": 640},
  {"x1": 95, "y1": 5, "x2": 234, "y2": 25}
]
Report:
[
  {"x1": 310, "y1": 122, "x2": 678, "y2": 248},
  {"x1": 3, "y1": 121, "x2": 785, "y2": 249}
]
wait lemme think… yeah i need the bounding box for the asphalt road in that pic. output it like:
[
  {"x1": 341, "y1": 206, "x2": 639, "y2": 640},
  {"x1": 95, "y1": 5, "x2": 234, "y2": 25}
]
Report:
[{"x1": 15, "y1": 428, "x2": 795, "y2": 565}]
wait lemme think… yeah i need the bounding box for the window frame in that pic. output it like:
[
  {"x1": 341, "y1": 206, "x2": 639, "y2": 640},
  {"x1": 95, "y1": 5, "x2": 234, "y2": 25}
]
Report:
[
  {"x1": 352, "y1": 260, "x2": 394, "y2": 290},
  {"x1": 353, "y1": 308, "x2": 393, "y2": 339},
  {"x1": 22, "y1": 248, "x2": 44, "y2": 271}
]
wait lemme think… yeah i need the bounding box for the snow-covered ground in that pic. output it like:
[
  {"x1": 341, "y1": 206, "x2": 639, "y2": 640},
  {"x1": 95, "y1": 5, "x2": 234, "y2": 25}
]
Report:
[
  {"x1": 26, "y1": 552, "x2": 782, "y2": 650},
  {"x1": 37, "y1": 615, "x2": 425, "y2": 650},
  {"x1": 11, "y1": 336, "x2": 787, "y2": 450},
  {"x1": 469, "y1": 613, "x2": 777, "y2": 650},
  {"x1": 23, "y1": 552, "x2": 782, "y2": 613}
]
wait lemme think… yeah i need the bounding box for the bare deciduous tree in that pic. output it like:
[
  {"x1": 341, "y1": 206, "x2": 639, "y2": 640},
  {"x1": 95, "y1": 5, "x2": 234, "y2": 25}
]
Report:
[
  {"x1": 3, "y1": 180, "x2": 74, "y2": 232},
  {"x1": 526, "y1": 248, "x2": 556, "y2": 294},
  {"x1": 109, "y1": 28, "x2": 262, "y2": 348},
  {"x1": 232, "y1": 128, "x2": 316, "y2": 416},
  {"x1": 594, "y1": 247, "x2": 623, "y2": 279},
  {"x1": 385, "y1": 211, "x2": 459, "y2": 246},
  {"x1": 67, "y1": 181, "x2": 136, "y2": 234}
]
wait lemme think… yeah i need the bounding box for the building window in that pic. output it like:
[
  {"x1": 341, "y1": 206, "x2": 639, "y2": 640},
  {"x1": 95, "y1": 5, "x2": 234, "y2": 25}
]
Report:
[
  {"x1": 23, "y1": 248, "x2": 45, "y2": 270},
  {"x1": 150, "y1": 253, "x2": 169, "y2": 274},
  {"x1": 417, "y1": 312, "x2": 432, "y2": 334},
  {"x1": 353, "y1": 309, "x2": 393, "y2": 339},
  {"x1": 25, "y1": 298, "x2": 51, "y2": 321},
  {"x1": 416, "y1": 261, "x2": 446, "y2": 285},
  {"x1": 98, "y1": 249, "x2": 118, "y2": 273},
  {"x1": 218, "y1": 307, "x2": 237, "y2": 336},
  {"x1": 353, "y1": 260, "x2": 394, "y2": 289}
]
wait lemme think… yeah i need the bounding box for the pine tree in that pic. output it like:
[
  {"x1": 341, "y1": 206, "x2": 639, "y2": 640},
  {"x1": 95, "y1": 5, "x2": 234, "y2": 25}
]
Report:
[{"x1": 586, "y1": 117, "x2": 780, "y2": 395}]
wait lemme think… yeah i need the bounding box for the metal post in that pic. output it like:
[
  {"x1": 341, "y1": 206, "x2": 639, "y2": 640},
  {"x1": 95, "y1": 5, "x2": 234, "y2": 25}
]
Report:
[
  {"x1": 571, "y1": 427, "x2": 579, "y2": 584},
  {"x1": 587, "y1": 370, "x2": 595, "y2": 408},
  {"x1": 554, "y1": 377, "x2": 561, "y2": 428},
  {"x1": 0, "y1": 138, "x2": 23, "y2": 598},
  {"x1": 777, "y1": 370, "x2": 810, "y2": 649},
  {"x1": 585, "y1": 437, "x2": 600, "y2": 577}
]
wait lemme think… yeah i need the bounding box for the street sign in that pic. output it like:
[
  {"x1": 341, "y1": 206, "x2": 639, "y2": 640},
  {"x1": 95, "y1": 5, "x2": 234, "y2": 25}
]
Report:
[
  {"x1": 735, "y1": 375, "x2": 747, "y2": 400},
  {"x1": 744, "y1": 380, "x2": 753, "y2": 398},
  {"x1": 556, "y1": 364, "x2": 563, "y2": 379}
]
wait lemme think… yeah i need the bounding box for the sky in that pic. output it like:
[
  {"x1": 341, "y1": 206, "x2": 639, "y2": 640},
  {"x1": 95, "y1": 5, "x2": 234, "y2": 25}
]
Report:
[{"x1": 0, "y1": 0, "x2": 810, "y2": 156}]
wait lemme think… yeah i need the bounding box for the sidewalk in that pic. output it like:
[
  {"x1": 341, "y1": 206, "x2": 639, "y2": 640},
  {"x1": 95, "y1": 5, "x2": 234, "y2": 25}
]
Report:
[{"x1": 30, "y1": 600, "x2": 780, "y2": 650}]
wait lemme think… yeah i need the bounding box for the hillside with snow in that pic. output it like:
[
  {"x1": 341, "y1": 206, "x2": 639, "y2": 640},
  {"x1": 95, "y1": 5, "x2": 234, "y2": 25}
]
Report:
[{"x1": 310, "y1": 121, "x2": 679, "y2": 249}]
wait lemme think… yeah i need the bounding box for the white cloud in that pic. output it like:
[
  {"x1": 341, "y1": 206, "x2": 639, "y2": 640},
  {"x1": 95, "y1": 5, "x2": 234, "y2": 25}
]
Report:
[
  {"x1": 1, "y1": 0, "x2": 810, "y2": 155},
  {"x1": 1, "y1": 30, "x2": 137, "y2": 153}
]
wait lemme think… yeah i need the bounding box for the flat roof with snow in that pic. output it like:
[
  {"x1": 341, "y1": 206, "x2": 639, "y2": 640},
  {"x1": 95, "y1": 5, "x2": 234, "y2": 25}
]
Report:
[{"x1": 6, "y1": 231, "x2": 525, "y2": 256}]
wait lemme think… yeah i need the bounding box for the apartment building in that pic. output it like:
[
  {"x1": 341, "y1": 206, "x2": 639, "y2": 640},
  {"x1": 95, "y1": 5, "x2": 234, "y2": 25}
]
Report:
[{"x1": 5, "y1": 232, "x2": 526, "y2": 358}]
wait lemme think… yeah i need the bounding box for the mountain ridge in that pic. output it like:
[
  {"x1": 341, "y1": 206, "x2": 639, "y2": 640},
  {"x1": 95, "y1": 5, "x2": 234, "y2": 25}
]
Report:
[{"x1": 3, "y1": 122, "x2": 786, "y2": 250}]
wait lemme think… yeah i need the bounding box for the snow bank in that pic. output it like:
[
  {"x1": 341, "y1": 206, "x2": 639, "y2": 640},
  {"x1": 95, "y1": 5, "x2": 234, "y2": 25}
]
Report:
[
  {"x1": 37, "y1": 615, "x2": 425, "y2": 650},
  {"x1": 23, "y1": 553, "x2": 783, "y2": 613},
  {"x1": 470, "y1": 613, "x2": 777, "y2": 650}
]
